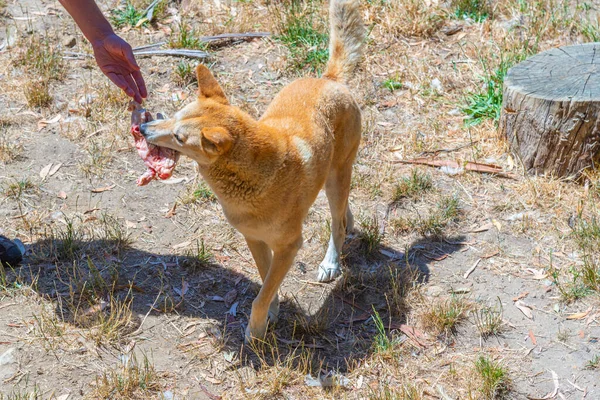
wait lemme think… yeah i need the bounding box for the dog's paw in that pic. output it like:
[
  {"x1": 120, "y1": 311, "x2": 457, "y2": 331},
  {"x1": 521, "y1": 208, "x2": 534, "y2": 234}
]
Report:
[
  {"x1": 245, "y1": 321, "x2": 268, "y2": 343},
  {"x1": 317, "y1": 262, "x2": 342, "y2": 282}
]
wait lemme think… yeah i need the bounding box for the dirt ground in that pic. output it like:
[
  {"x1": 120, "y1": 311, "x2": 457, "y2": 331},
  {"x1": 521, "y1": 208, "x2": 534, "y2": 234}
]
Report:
[{"x1": 1, "y1": 0, "x2": 599, "y2": 399}]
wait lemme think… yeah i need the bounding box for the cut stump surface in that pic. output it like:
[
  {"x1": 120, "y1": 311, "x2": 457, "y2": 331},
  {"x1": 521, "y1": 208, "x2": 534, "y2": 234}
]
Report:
[{"x1": 500, "y1": 43, "x2": 600, "y2": 178}]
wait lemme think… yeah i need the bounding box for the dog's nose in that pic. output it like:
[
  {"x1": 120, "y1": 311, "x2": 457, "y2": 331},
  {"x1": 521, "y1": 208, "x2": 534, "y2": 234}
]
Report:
[{"x1": 139, "y1": 123, "x2": 148, "y2": 136}]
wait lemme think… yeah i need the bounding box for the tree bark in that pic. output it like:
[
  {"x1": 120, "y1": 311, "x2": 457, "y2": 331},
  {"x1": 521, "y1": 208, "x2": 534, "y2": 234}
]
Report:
[{"x1": 500, "y1": 43, "x2": 600, "y2": 179}]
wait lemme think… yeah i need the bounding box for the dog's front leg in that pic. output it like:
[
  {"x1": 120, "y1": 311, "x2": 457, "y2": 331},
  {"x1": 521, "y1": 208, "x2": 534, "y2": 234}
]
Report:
[
  {"x1": 245, "y1": 237, "x2": 279, "y2": 323},
  {"x1": 245, "y1": 236, "x2": 303, "y2": 342}
]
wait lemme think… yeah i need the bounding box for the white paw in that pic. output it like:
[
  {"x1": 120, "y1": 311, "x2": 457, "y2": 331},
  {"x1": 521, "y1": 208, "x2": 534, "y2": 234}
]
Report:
[{"x1": 317, "y1": 261, "x2": 342, "y2": 282}]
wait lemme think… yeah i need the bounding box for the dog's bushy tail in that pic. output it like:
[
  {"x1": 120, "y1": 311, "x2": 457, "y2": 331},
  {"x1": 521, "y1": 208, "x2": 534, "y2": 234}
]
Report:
[{"x1": 322, "y1": 0, "x2": 366, "y2": 84}]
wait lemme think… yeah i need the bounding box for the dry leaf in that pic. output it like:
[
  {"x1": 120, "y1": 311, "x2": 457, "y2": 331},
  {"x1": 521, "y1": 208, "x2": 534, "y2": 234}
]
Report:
[
  {"x1": 515, "y1": 300, "x2": 533, "y2": 319},
  {"x1": 91, "y1": 184, "x2": 116, "y2": 193},
  {"x1": 172, "y1": 240, "x2": 192, "y2": 249},
  {"x1": 39, "y1": 163, "x2": 53, "y2": 180},
  {"x1": 512, "y1": 292, "x2": 529, "y2": 301},
  {"x1": 57, "y1": 191, "x2": 68, "y2": 199},
  {"x1": 223, "y1": 288, "x2": 238, "y2": 306},
  {"x1": 49, "y1": 162, "x2": 63, "y2": 176},
  {"x1": 566, "y1": 310, "x2": 590, "y2": 320},
  {"x1": 528, "y1": 329, "x2": 537, "y2": 345},
  {"x1": 174, "y1": 281, "x2": 189, "y2": 297},
  {"x1": 165, "y1": 203, "x2": 177, "y2": 218},
  {"x1": 471, "y1": 223, "x2": 492, "y2": 233},
  {"x1": 37, "y1": 114, "x2": 62, "y2": 130},
  {"x1": 492, "y1": 219, "x2": 502, "y2": 231},
  {"x1": 527, "y1": 370, "x2": 559, "y2": 400},
  {"x1": 125, "y1": 220, "x2": 137, "y2": 229}
]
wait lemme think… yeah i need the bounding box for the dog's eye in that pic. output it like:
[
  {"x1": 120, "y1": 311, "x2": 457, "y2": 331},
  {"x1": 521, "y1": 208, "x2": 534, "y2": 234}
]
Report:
[{"x1": 173, "y1": 132, "x2": 184, "y2": 144}]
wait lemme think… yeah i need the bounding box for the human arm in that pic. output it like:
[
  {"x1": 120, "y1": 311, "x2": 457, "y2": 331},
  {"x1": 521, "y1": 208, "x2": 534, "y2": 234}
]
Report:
[{"x1": 58, "y1": 0, "x2": 147, "y2": 103}]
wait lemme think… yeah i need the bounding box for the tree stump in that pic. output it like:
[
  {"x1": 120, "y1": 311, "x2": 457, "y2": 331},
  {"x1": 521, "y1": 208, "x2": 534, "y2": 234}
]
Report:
[{"x1": 500, "y1": 43, "x2": 600, "y2": 179}]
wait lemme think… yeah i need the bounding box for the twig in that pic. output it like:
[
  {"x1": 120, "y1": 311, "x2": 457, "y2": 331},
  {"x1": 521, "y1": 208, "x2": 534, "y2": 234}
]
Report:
[
  {"x1": 132, "y1": 32, "x2": 271, "y2": 51},
  {"x1": 463, "y1": 258, "x2": 481, "y2": 279},
  {"x1": 133, "y1": 49, "x2": 210, "y2": 59}
]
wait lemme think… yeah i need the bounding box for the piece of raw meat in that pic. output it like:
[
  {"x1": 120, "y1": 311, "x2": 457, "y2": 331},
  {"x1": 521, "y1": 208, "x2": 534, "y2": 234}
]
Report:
[{"x1": 129, "y1": 101, "x2": 180, "y2": 186}]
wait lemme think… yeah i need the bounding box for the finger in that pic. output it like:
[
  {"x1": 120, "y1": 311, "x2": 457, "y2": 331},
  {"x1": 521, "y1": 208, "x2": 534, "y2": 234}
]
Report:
[
  {"x1": 106, "y1": 72, "x2": 135, "y2": 99},
  {"x1": 124, "y1": 74, "x2": 142, "y2": 103},
  {"x1": 132, "y1": 70, "x2": 148, "y2": 99},
  {"x1": 123, "y1": 45, "x2": 140, "y2": 70}
]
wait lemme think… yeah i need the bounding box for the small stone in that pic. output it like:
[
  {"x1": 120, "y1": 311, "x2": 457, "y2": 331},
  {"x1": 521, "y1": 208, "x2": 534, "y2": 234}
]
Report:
[{"x1": 63, "y1": 36, "x2": 76, "y2": 48}]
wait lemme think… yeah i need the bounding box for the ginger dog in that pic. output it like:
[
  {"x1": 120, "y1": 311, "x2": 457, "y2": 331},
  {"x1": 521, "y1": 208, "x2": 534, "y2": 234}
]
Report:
[{"x1": 140, "y1": 0, "x2": 365, "y2": 340}]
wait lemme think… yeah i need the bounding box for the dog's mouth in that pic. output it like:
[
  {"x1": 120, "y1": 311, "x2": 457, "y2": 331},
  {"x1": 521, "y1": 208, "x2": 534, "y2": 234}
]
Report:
[{"x1": 129, "y1": 102, "x2": 180, "y2": 186}]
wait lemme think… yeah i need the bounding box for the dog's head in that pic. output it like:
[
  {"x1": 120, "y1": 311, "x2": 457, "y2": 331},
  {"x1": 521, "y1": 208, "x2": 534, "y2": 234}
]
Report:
[{"x1": 140, "y1": 65, "x2": 233, "y2": 165}]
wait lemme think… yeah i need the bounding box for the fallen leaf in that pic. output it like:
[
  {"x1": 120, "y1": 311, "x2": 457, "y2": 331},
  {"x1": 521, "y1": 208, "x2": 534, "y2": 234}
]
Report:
[
  {"x1": 49, "y1": 162, "x2": 63, "y2": 176},
  {"x1": 204, "y1": 376, "x2": 223, "y2": 385},
  {"x1": 223, "y1": 289, "x2": 238, "y2": 306},
  {"x1": 37, "y1": 114, "x2": 62, "y2": 130},
  {"x1": 528, "y1": 329, "x2": 537, "y2": 345},
  {"x1": 172, "y1": 240, "x2": 192, "y2": 250},
  {"x1": 91, "y1": 184, "x2": 115, "y2": 193},
  {"x1": 57, "y1": 191, "x2": 68, "y2": 199},
  {"x1": 566, "y1": 310, "x2": 590, "y2": 320},
  {"x1": 228, "y1": 302, "x2": 238, "y2": 317},
  {"x1": 40, "y1": 163, "x2": 53, "y2": 180},
  {"x1": 210, "y1": 295, "x2": 225, "y2": 302},
  {"x1": 125, "y1": 220, "x2": 137, "y2": 229},
  {"x1": 527, "y1": 370, "x2": 559, "y2": 400},
  {"x1": 515, "y1": 300, "x2": 533, "y2": 319},
  {"x1": 492, "y1": 219, "x2": 502, "y2": 231},
  {"x1": 471, "y1": 223, "x2": 492, "y2": 233},
  {"x1": 165, "y1": 203, "x2": 177, "y2": 218},
  {"x1": 512, "y1": 292, "x2": 529, "y2": 301},
  {"x1": 174, "y1": 281, "x2": 189, "y2": 297}
]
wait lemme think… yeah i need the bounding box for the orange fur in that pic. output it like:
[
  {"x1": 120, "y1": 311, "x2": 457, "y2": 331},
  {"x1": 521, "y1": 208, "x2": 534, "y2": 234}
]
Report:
[{"x1": 141, "y1": 0, "x2": 365, "y2": 341}]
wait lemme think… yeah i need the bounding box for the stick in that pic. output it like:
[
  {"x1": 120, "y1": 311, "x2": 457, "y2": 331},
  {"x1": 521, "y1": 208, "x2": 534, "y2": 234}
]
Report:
[
  {"x1": 132, "y1": 32, "x2": 271, "y2": 52},
  {"x1": 463, "y1": 258, "x2": 481, "y2": 279},
  {"x1": 133, "y1": 49, "x2": 210, "y2": 58},
  {"x1": 133, "y1": 49, "x2": 209, "y2": 58}
]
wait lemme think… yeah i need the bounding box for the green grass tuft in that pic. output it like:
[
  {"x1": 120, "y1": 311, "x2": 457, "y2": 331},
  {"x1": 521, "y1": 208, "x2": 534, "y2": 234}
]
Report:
[
  {"x1": 392, "y1": 169, "x2": 433, "y2": 203},
  {"x1": 273, "y1": 0, "x2": 329, "y2": 73},
  {"x1": 111, "y1": 2, "x2": 147, "y2": 28},
  {"x1": 452, "y1": 0, "x2": 490, "y2": 22},
  {"x1": 475, "y1": 356, "x2": 510, "y2": 399},
  {"x1": 383, "y1": 78, "x2": 402, "y2": 92}
]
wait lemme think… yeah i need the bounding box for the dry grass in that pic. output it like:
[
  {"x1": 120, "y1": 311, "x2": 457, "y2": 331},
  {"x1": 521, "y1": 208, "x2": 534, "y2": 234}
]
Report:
[
  {"x1": 421, "y1": 295, "x2": 472, "y2": 337},
  {"x1": 1, "y1": 0, "x2": 600, "y2": 398},
  {"x1": 88, "y1": 354, "x2": 166, "y2": 400}
]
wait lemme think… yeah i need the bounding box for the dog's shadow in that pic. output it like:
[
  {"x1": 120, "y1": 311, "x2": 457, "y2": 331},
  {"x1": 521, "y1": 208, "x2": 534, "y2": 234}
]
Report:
[{"x1": 5, "y1": 233, "x2": 465, "y2": 376}]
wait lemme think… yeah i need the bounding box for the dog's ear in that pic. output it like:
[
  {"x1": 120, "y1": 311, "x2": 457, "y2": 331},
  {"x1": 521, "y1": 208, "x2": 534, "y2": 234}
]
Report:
[
  {"x1": 196, "y1": 65, "x2": 229, "y2": 105},
  {"x1": 201, "y1": 127, "x2": 232, "y2": 156}
]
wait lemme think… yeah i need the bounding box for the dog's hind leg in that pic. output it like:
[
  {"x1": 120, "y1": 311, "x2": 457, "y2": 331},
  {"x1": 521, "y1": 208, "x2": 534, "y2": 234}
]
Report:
[
  {"x1": 246, "y1": 236, "x2": 303, "y2": 341},
  {"x1": 245, "y1": 237, "x2": 279, "y2": 323},
  {"x1": 317, "y1": 160, "x2": 354, "y2": 283}
]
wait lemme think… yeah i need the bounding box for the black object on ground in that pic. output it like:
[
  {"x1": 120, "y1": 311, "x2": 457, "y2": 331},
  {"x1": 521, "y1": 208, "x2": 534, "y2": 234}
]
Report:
[{"x1": 0, "y1": 235, "x2": 24, "y2": 266}]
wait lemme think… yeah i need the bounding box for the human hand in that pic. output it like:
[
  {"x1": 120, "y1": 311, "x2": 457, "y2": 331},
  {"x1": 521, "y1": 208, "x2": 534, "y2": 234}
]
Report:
[{"x1": 92, "y1": 33, "x2": 147, "y2": 103}]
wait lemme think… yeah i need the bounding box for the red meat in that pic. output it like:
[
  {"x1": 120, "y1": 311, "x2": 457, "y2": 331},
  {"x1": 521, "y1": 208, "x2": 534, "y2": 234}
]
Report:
[{"x1": 129, "y1": 102, "x2": 180, "y2": 186}]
